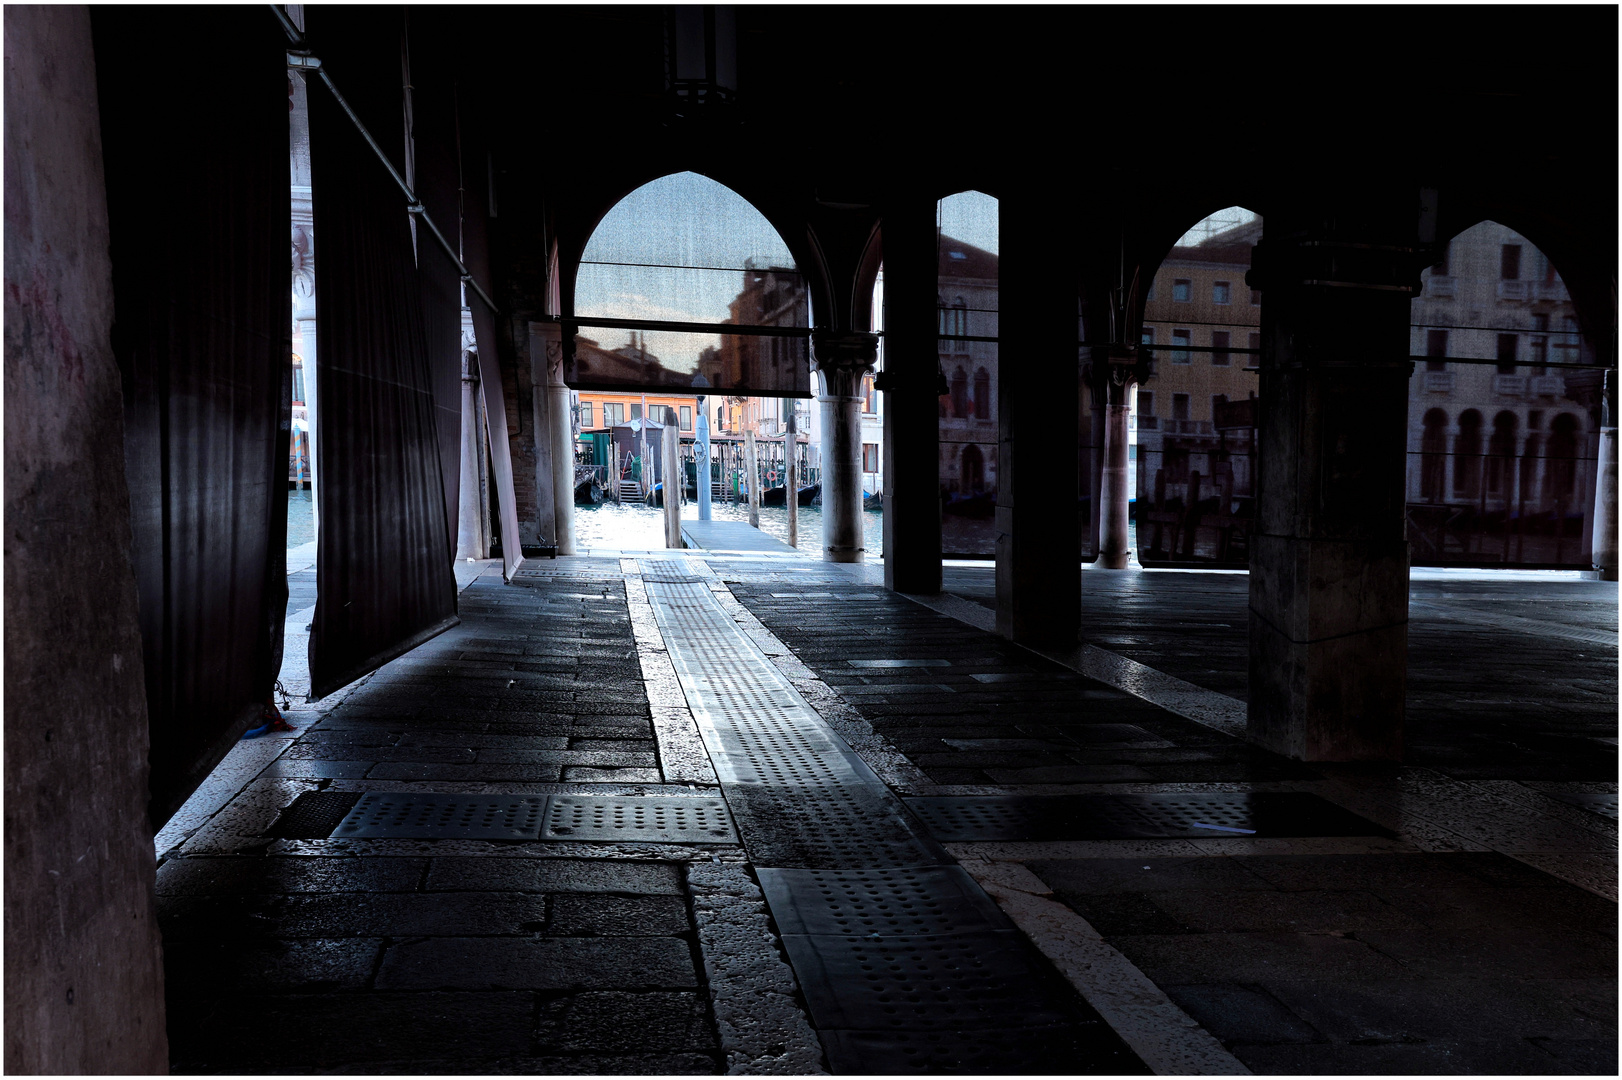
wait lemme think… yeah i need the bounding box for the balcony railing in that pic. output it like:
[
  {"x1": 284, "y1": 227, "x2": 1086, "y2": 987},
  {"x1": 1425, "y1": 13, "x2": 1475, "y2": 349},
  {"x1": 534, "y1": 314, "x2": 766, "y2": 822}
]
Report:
[
  {"x1": 1496, "y1": 280, "x2": 1529, "y2": 302},
  {"x1": 1493, "y1": 374, "x2": 1528, "y2": 396},
  {"x1": 1423, "y1": 371, "x2": 1454, "y2": 392},
  {"x1": 1427, "y1": 276, "x2": 1456, "y2": 298},
  {"x1": 1531, "y1": 375, "x2": 1564, "y2": 397}
]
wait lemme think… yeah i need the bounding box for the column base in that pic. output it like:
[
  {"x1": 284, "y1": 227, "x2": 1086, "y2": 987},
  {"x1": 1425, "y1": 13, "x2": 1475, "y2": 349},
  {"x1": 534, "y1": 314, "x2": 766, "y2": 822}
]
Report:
[{"x1": 822, "y1": 545, "x2": 864, "y2": 563}]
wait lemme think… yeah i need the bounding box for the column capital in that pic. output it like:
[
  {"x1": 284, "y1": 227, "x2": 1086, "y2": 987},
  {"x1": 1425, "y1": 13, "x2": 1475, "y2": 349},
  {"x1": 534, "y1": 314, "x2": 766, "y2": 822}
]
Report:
[{"x1": 812, "y1": 330, "x2": 878, "y2": 398}]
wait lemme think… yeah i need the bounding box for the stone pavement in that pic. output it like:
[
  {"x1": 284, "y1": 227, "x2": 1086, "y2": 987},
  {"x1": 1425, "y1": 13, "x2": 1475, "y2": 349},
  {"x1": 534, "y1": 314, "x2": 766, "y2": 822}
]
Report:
[{"x1": 153, "y1": 548, "x2": 1617, "y2": 1074}]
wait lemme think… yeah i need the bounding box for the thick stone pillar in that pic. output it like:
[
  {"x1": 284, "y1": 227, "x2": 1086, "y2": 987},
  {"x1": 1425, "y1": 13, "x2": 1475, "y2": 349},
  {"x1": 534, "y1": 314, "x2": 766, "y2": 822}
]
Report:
[
  {"x1": 538, "y1": 324, "x2": 576, "y2": 556},
  {"x1": 1096, "y1": 350, "x2": 1138, "y2": 569},
  {"x1": 815, "y1": 331, "x2": 879, "y2": 562},
  {"x1": 996, "y1": 183, "x2": 1081, "y2": 644},
  {"x1": 3, "y1": 7, "x2": 169, "y2": 1071},
  {"x1": 1245, "y1": 195, "x2": 1416, "y2": 761},
  {"x1": 1590, "y1": 370, "x2": 1618, "y2": 580},
  {"x1": 879, "y1": 197, "x2": 942, "y2": 593}
]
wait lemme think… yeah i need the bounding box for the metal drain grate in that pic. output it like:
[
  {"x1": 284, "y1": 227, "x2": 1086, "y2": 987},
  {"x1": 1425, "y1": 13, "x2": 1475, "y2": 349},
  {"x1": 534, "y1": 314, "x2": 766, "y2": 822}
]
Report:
[
  {"x1": 780, "y1": 930, "x2": 1080, "y2": 1032},
  {"x1": 818, "y1": 1024, "x2": 1144, "y2": 1075},
  {"x1": 726, "y1": 785, "x2": 947, "y2": 869},
  {"x1": 333, "y1": 793, "x2": 546, "y2": 839},
  {"x1": 757, "y1": 866, "x2": 1009, "y2": 937},
  {"x1": 265, "y1": 791, "x2": 363, "y2": 839},
  {"x1": 906, "y1": 792, "x2": 1392, "y2": 841},
  {"x1": 541, "y1": 795, "x2": 736, "y2": 842}
]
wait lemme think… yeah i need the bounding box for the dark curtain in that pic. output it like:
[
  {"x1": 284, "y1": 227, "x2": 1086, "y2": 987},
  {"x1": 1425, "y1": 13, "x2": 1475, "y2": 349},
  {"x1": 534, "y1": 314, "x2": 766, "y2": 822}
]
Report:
[
  {"x1": 407, "y1": 9, "x2": 467, "y2": 555},
  {"x1": 93, "y1": 7, "x2": 291, "y2": 828},
  {"x1": 308, "y1": 6, "x2": 458, "y2": 699}
]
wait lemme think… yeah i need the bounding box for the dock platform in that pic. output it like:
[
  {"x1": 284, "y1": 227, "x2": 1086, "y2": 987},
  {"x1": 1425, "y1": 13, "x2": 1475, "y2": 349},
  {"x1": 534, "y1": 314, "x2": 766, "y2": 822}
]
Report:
[{"x1": 680, "y1": 519, "x2": 800, "y2": 554}]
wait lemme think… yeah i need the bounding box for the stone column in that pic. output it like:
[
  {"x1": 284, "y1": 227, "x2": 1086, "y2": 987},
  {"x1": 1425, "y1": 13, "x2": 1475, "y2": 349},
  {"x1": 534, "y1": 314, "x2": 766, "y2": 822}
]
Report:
[
  {"x1": 1245, "y1": 195, "x2": 1417, "y2": 761},
  {"x1": 1096, "y1": 348, "x2": 1140, "y2": 569},
  {"x1": 815, "y1": 331, "x2": 879, "y2": 562},
  {"x1": 1592, "y1": 369, "x2": 1618, "y2": 580},
  {"x1": 996, "y1": 182, "x2": 1081, "y2": 644},
  {"x1": 4, "y1": 8, "x2": 169, "y2": 1070},
  {"x1": 880, "y1": 197, "x2": 942, "y2": 593},
  {"x1": 290, "y1": 80, "x2": 318, "y2": 535},
  {"x1": 539, "y1": 324, "x2": 576, "y2": 556},
  {"x1": 663, "y1": 412, "x2": 682, "y2": 547}
]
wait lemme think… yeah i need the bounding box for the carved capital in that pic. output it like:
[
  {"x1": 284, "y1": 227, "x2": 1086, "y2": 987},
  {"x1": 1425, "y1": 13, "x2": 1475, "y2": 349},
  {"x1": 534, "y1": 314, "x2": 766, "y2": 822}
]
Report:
[{"x1": 812, "y1": 330, "x2": 878, "y2": 398}]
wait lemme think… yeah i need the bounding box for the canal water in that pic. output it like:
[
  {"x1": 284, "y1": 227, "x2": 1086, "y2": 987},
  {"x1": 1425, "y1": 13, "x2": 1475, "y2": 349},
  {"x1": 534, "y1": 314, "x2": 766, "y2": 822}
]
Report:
[
  {"x1": 286, "y1": 487, "x2": 887, "y2": 560},
  {"x1": 575, "y1": 498, "x2": 885, "y2": 559}
]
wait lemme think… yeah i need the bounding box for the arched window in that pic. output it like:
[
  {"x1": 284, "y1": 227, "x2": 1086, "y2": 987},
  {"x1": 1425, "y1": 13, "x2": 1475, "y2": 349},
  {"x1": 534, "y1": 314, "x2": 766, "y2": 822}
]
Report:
[
  {"x1": 1420, "y1": 408, "x2": 1448, "y2": 502},
  {"x1": 950, "y1": 367, "x2": 970, "y2": 418},
  {"x1": 973, "y1": 368, "x2": 991, "y2": 420},
  {"x1": 1453, "y1": 410, "x2": 1483, "y2": 499},
  {"x1": 571, "y1": 172, "x2": 809, "y2": 395},
  {"x1": 1486, "y1": 411, "x2": 1517, "y2": 497},
  {"x1": 1137, "y1": 205, "x2": 1261, "y2": 565}
]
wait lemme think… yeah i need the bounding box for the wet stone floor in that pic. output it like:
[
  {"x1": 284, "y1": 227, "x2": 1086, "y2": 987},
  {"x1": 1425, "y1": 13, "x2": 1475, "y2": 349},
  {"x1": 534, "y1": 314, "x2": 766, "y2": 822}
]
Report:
[{"x1": 155, "y1": 551, "x2": 1617, "y2": 1074}]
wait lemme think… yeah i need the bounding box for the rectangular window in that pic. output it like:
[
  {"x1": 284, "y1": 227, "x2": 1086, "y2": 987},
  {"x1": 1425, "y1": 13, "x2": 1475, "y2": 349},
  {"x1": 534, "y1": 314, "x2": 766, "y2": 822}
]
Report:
[
  {"x1": 1212, "y1": 393, "x2": 1227, "y2": 417},
  {"x1": 1500, "y1": 244, "x2": 1522, "y2": 280},
  {"x1": 580, "y1": 401, "x2": 594, "y2": 428},
  {"x1": 1140, "y1": 327, "x2": 1154, "y2": 346},
  {"x1": 1250, "y1": 288, "x2": 1262, "y2": 305},
  {"x1": 1172, "y1": 328, "x2": 1192, "y2": 363},
  {"x1": 862, "y1": 376, "x2": 878, "y2": 414},
  {"x1": 1137, "y1": 390, "x2": 1153, "y2": 417},
  {"x1": 1433, "y1": 242, "x2": 1450, "y2": 276},
  {"x1": 602, "y1": 402, "x2": 621, "y2": 426},
  {"x1": 1172, "y1": 393, "x2": 1190, "y2": 422},
  {"x1": 292, "y1": 365, "x2": 306, "y2": 405},
  {"x1": 1172, "y1": 279, "x2": 1191, "y2": 302},
  {"x1": 1497, "y1": 333, "x2": 1518, "y2": 373},
  {"x1": 1212, "y1": 281, "x2": 1231, "y2": 305},
  {"x1": 630, "y1": 403, "x2": 643, "y2": 421},
  {"x1": 680, "y1": 405, "x2": 692, "y2": 431},
  {"x1": 862, "y1": 443, "x2": 879, "y2": 473},
  {"x1": 1248, "y1": 331, "x2": 1261, "y2": 357},
  {"x1": 1211, "y1": 330, "x2": 1230, "y2": 366}
]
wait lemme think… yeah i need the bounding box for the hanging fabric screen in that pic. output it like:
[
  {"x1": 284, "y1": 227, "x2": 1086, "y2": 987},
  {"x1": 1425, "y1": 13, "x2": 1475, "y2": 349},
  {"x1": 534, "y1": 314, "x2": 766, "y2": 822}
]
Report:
[
  {"x1": 93, "y1": 6, "x2": 292, "y2": 826},
  {"x1": 307, "y1": 6, "x2": 458, "y2": 699}
]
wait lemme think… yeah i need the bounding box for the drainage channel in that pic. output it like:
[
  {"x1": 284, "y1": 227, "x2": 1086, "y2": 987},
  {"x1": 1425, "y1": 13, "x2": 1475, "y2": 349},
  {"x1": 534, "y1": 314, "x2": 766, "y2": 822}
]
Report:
[{"x1": 639, "y1": 558, "x2": 1147, "y2": 1074}]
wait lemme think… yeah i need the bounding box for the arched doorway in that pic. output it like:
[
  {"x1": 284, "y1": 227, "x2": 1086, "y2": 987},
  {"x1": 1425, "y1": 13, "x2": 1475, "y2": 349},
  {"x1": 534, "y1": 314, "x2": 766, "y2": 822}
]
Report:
[
  {"x1": 1421, "y1": 408, "x2": 1448, "y2": 502},
  {"x1": 960, "y1": 442, "x2": 985, "y2": 495}
]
